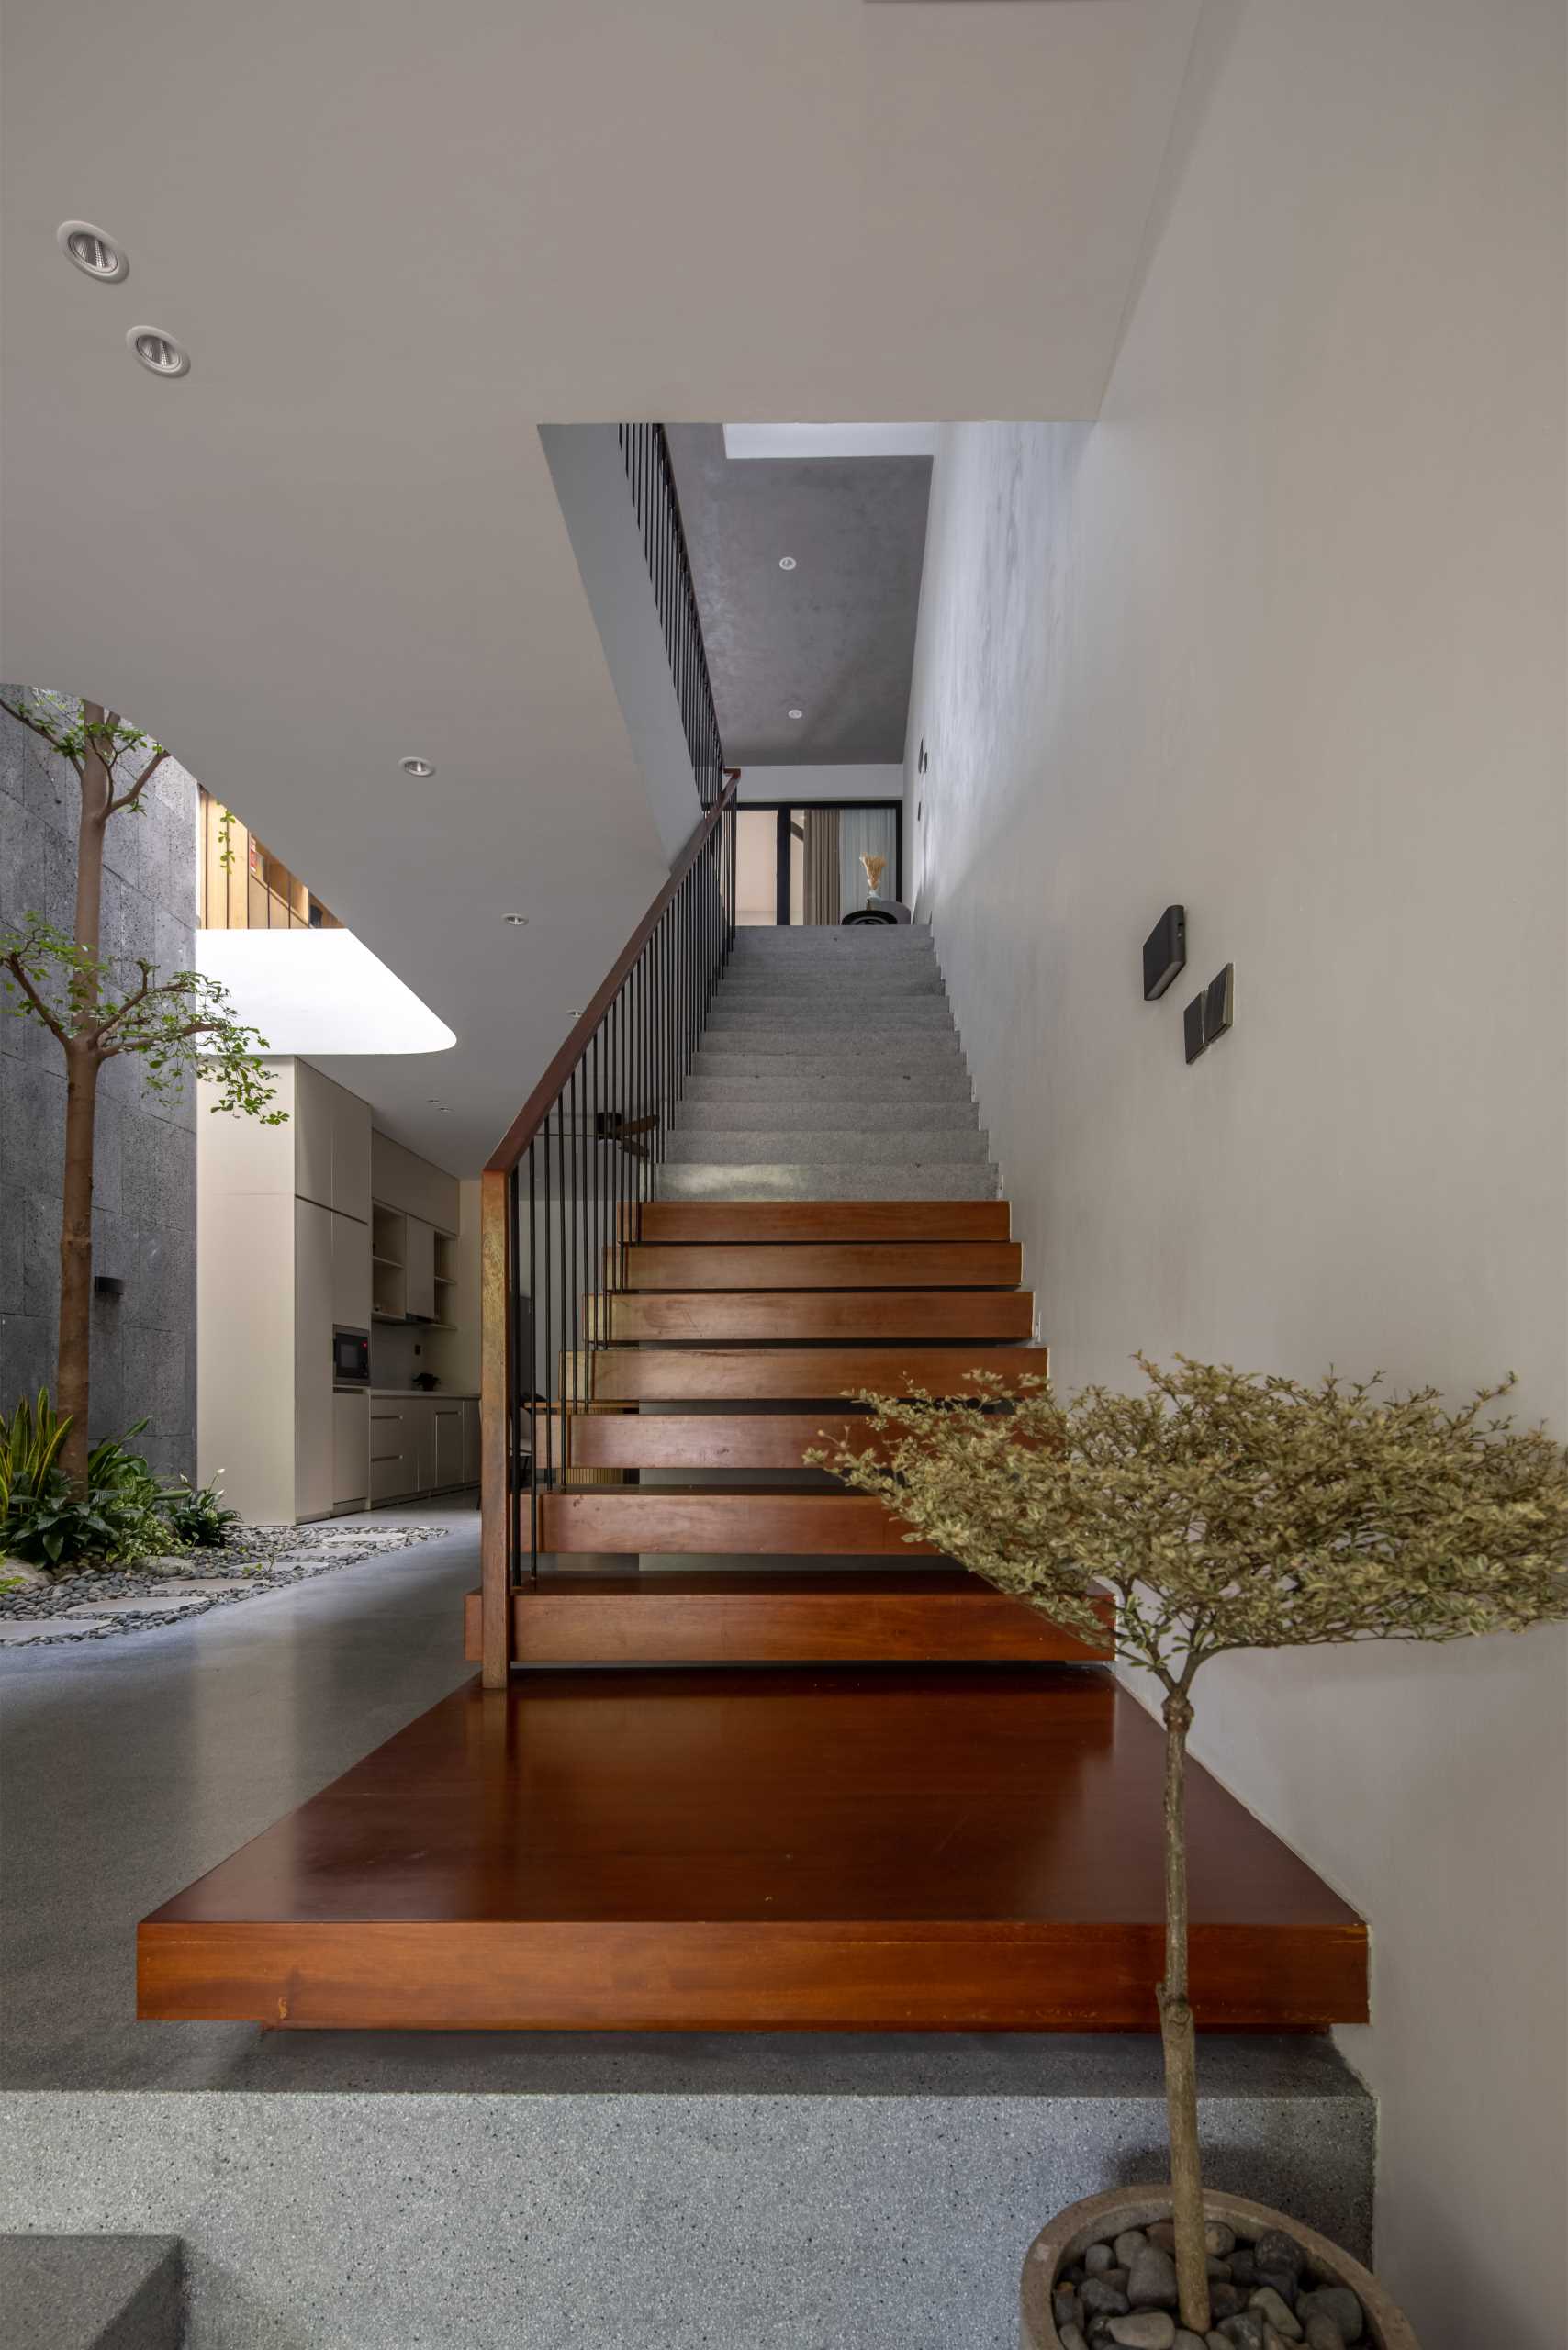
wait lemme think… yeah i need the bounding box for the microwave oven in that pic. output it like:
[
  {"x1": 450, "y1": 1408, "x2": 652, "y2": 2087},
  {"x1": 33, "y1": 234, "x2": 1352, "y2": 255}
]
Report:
[{"x1": 332, "y1": 1326, "x2": 370, "y2": 1386}]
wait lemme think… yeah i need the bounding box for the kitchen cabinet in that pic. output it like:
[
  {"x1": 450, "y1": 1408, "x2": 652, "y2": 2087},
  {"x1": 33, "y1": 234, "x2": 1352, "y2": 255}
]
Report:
[
  {"x1": 366, "y1": 1392, "x2": 479, "y2": 1500},
  {"x1": 404, "y1": 1216, "x2": 437, "y2": 1320},
  {"x1": 293, "y1": 1060, "x2": 334, "y2": 1214},
  {"x1": 369, "y1": 1400, "x2": 416, "y2": 1504},
  {"x1": 332, "y1": 1391, "x2": 369, "y2": 1509},
  {"x1": 432, "y1": 1404, "x2": 464, "y2": 1491},
  {"x1": 197, "y1": 1055, "x2": 385, "y2": 1527},
  {"x1": 294, "y1": 1198, "x2": 335, "y2": 1520},
  {"x1": 330, "y1": 1209, "x2": 371, "y2": 1330},
  {"x1": 330, "y1": 1086, "x2": 372, "y2": 1222}
]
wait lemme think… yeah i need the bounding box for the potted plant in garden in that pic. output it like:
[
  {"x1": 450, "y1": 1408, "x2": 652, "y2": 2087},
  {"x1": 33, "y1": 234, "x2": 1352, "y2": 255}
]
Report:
[{"x1": 812, "y1": 1358, "x2": 1568, "y2": 2348}]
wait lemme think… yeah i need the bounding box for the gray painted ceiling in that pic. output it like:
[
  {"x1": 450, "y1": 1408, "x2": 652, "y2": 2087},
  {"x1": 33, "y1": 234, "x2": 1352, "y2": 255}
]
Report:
[{"x1": 666, "y1": 427, "x2": 931, "y2": 767}]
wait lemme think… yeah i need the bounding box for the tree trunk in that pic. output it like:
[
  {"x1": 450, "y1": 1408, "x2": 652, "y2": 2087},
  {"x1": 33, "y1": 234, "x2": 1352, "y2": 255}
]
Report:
[
  {"x1": 57, "y1": 1043, "x2": 100, "y2": 1488},
  {"x1": 55, "y1": 704, "x2": 114, "y2": 1487},
  {"x1": 1157, "y1": 1685, "x2": 1211, "y2": 2336}
]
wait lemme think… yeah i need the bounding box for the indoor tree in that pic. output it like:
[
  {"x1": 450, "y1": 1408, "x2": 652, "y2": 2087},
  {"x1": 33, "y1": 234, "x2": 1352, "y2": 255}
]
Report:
[
  {"x1": 1, "y1": 690, "x2": 283, "y2": 1488},
  {"x1": 812, "y1": 1357, "x2": 1568, "y2": 2335}
]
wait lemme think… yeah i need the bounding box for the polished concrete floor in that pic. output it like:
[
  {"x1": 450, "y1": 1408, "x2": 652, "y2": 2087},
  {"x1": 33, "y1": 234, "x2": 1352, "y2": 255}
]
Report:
[{"x1": 1, "y1": 1500, "x2": 483, "y2": 2091}]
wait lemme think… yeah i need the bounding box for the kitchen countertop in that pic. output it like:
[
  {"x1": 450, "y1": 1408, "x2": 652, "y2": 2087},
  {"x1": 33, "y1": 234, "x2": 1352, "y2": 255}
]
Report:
[{"x1": 367, "y1": 1388, "x2": 479, "y2": 1400}]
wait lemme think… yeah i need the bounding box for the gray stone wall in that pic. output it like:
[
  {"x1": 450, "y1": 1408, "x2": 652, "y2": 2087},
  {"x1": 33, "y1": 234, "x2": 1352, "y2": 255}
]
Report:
[{"x1": 0, "y1": 691, "x2": 198, "y2": 1478}]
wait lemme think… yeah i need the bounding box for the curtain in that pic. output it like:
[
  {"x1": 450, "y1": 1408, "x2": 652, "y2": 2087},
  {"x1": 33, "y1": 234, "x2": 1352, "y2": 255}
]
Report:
[
  {"x1": 837, "y1": 807, "x2": 897, "y2": 915},
  {"x1": 802, "y1": 809, "x2": 842, "y2": 926}
]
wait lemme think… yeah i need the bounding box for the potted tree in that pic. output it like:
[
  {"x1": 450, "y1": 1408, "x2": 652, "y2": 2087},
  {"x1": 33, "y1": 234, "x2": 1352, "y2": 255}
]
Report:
[{"x1": 812, "y1": 1358, "x2": 1568, "y2": 2348}]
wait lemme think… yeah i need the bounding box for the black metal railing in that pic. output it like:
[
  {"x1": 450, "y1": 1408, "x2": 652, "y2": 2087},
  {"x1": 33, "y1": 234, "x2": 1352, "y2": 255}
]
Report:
[
  {"x1": 617, "y1": 424, "x2": 723, "y2": 811},
  {"x1": 478, "y1": 773, "x2": 738, "y2": 1681}
]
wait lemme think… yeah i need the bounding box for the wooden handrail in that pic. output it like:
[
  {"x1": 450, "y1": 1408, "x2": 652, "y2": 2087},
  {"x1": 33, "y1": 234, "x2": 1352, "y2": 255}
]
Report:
[{"x1": 484, "y1": 770, "x2": 741, "y2": 1176}]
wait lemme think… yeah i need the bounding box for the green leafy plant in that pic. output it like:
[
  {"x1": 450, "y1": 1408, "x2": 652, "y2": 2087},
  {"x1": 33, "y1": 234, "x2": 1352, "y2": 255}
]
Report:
[
  {"x1": 0, "y1": 1390, "x2": 72, "y2": 1526},
  {"x1": 1, "y1": 1402, "x2": 201, "y2": 1569},
  {"x1": 164, "y1": 1474, "x2": 241, "y2": 1549},
  {"x1": 812, "y1": 1358, "x2": 1568, "y2": 2333},
  {"x1": 0, "y1": 688, "x2": 286, "y2": 1490},
  {"x1": 5, "y1": 1487, "x2": 127, "y2": 1569},
  {"x1": 86, "y1": 1426, "x2": 187, "y2": 1562}
]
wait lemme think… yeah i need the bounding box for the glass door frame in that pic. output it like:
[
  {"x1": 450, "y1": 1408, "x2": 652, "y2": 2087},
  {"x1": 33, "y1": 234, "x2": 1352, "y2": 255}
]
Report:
[{"x1": 737, "y1": 799, "x2": 904, "y2": 926}]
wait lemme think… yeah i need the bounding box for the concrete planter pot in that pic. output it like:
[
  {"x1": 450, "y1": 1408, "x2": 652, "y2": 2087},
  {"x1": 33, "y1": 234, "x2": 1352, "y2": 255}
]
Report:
[{"x1": 1021, "y1": 2185, "x2": 1417, "y2": 2350}]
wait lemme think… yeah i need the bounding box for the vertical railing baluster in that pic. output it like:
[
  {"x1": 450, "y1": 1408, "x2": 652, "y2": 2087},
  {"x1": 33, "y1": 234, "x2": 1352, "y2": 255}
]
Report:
[{"x1": 527, "y1": 1138, "x2": 538, "y2": 1576}]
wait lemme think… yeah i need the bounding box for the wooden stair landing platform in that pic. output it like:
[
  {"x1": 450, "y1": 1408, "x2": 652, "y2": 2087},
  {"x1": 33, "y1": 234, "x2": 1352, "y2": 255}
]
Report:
[{"x1": 138, "y1": 1667, "x2": 1368, "y2": 2033}]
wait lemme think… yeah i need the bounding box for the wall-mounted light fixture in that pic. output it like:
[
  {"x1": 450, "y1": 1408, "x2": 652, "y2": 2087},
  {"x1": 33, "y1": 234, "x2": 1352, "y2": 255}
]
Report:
[
  {"x1": 1142, "y1": 904, "x2": 1186, "y2": 1001},
  {"x1": 1184, "y1": 963, "x2": 1235, "y2": 1063}
]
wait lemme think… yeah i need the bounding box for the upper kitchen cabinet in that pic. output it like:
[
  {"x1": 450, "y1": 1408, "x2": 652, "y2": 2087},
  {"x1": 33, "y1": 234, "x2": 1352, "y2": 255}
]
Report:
[
  {"x1": 371, "y1": 1131, "x2": 459, "y2": 1236},
  {"x1": 292, "y1": 1058, "x2": 335, "y2": 1212},
  {"x1": 403, "y1": 1216, "x2": 437, "y2": 1322},
  {"x1": 330, "y1": 1085, "x2": 372, "y2": 1222},
  {"x1": 294, "y1": 1060, "x2": 372, "y2": 1223}
]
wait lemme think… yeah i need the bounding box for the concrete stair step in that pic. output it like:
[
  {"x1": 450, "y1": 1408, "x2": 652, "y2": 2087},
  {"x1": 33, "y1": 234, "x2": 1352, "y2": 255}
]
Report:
[
  {"x1": 710, "y1": 1002, "x2": 956, "y2": 1029},
  {"x1": 655, "y1": 1162, "x2": 1001, "y2": 1200},
  {"x1": 695, "y1": 1030, "x2": 966, "y2": 1060},
  {"x1": 720, "y1": 971, "x2": 946, "y2": 997},
  {"x1": 683, "y1": 1064, "x2": 975, "y2": 1102},
  {"x1": 676, "y1": 1099, "x2": 980, "y2": 1133},
  {"x1": 730, "y1": 930, "x2": 932, "y2": 954},
  {"x1": 665, "y1": 1129, "x2": 991, "y2": 1165}
]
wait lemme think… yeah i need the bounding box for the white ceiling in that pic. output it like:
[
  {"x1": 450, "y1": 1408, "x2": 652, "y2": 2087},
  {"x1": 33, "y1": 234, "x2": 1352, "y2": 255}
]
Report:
[{"x1": 0, "y1": 0, "x2": 1202, "y2": 1173}]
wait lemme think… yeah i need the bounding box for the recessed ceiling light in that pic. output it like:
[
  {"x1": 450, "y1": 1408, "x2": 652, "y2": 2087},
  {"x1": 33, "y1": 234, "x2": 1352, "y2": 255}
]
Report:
[
  {"x1": 566, "y1": 1010, "x2": 581, "y2": 1021},
  {"x1": 778, "y1": 556, "x2": 797, "y2": 572},
  {"x1": 503, "y1": 912, "x2": 529, "y2": 926},
  {"x1": 787, "y1": 708, "x2": 804, "y2": 721},
  {"x1": 399, "y1": 755, "x2": 434, "y2": 778},
  {"x1": 127, "y1": 325, "x2": 189, "y2": 378},
  {"x1": 58, "y1": 220, "x2": 129, "y2": 281}
]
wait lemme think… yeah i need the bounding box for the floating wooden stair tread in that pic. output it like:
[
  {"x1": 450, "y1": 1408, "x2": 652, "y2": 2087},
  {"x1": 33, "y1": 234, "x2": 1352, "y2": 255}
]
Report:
[
  {"x1": 139, "y1": 1670, "x2": 1368, "y2": 2031},
  {"x1": 464, "y1": 1572, "x2": 1111, "y2": 1665},
  {"x1": 543, "y1": 1486, "x2": 939, "y2": 1554},
  {"x1": 591, "y1": 1344, "x2": 1038, "y2": 1402},
  {"x1": 621, "y1": 1241, "x2": 1024, "y2": 1290},
  {"x1": 567, "y1": 1412, "x2": 880, "y2": 1470},
  {"x1": 603, "y1": 1289, "x2": 1033, "y2": 1341}
]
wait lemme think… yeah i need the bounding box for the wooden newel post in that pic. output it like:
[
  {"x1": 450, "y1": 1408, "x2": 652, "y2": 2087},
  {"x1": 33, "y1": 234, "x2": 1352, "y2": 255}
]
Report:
[{"x1": 478, "y1": 1166, "x2": 513, "y2": 1688}]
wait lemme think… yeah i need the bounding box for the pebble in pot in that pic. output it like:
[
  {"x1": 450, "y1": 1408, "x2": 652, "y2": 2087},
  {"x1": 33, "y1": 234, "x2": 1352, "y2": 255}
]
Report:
[
  {"x1": 1302, "y1": 2322, "x2": 1347, "y2": 2350},
  {"x1": 1107, "y1": 2318, "x2": 1176, "y2": 2349},
  {"x1": 1126, "y1": 2247, "x2": 1180, "y2": 2311},
  {"x1": 1296, "y1": 2289, "x2": 1362, "y2": 2344},
  {"x1": 1249, "y1": 2287, "x2": 1302, "y2": 2339}
]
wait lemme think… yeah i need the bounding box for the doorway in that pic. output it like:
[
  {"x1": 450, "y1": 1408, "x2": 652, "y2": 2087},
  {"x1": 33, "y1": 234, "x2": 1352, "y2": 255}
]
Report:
[{"x1": 734, "y1": 802, "x2": 902, "y2": 927}]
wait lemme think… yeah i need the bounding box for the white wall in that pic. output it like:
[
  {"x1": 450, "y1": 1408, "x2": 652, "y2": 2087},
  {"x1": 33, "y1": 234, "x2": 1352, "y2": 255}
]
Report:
[
  {"x1": 540, "y1": 425, "x2": 706, "y2": 866},
  {"x1": 905, "y1": 5, "x2": 1566, "y2": 2344},
  {"x1": 737, "y1": 766, "x2": 903, "y2": 804}
]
